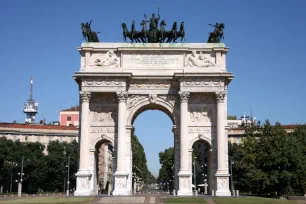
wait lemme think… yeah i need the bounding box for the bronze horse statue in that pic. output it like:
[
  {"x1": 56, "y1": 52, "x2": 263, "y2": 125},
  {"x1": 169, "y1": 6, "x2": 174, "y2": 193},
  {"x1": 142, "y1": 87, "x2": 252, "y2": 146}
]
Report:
[
  {"x1": 81, "y1": 21, "x2": 100, "y2": 42},
  {"x1": 122, "y1": 23, "x2": 139, "y2": 42},
  {"x1": 207, "y1": 23, "x2": 224, "y2": 43},
  {"x1": 175, "y1": 22, "x2": 185, "y2": 42},
  {"x1": 166, "y1": 21, "x2": 177, "y2": 43}
]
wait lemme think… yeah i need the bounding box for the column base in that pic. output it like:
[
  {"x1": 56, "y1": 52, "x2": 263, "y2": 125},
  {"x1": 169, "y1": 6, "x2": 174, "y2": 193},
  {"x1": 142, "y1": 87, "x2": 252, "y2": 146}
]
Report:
[
  {"x1": 177, "y1": 170, "x2": 193, "y2": 196},
  {"x1": 215, "y1": 174, "x2": 231, "y2": 196},
  {"x1": 74, "y1": 170, "x2": 92, "y2": 196},
  {"x1": 112, "y1": 171, "x2": 130, "y2": 196}
]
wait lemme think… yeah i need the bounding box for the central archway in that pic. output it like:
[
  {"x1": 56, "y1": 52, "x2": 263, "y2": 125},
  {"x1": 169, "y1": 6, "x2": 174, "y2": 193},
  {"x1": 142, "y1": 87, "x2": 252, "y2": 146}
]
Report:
[{"x1": 125, "y1": 95, "x2": 180, "y2": 194}]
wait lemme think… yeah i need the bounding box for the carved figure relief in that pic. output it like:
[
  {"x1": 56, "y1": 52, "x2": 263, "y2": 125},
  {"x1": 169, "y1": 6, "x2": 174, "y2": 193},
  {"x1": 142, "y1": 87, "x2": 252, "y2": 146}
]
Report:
[
  {"x1": 149, "y1": 94, "x2": 157, "y2": 104},
  {"x1": 126, "y1": 95, "x2": 147, "y2": 109},
  {"x1": 80, "y1": 178, "x2": 88, "y2": 190},
  {"x1": 217, "y1": 177, "x2": 227, "y2": 189},
  {"x1": 190, "y1": 108, "x2": 213, "y2": 123},
  {"x1": 91, "y1": 50, "x2": 119, "y2": 67},
  {"x1": 115, "y1": 177, "x2": 126, "y2": 189},
  {"x1": 158, "y1": 95, "x2": 177, "y2": 109},
  {"x1": 92, "y1": 107, "x2": 116, "y2": 124},
  {"x1": 186, "y1": 51, "x2": 215, "y2": 67}
]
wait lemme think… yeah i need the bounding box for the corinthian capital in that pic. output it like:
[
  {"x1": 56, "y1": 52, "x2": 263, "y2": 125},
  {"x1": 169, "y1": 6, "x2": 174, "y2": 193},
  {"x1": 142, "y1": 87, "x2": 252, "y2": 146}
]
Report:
[
  {"x1": 179, "y1": 91, "x2": 190, "y2": 103},
  {"x1": 116, "y1": 92, "x2": 128, "y2": 103},
  {"x1": 80, "y1": 91, "x2": 91, "y2": 103},
  {"x1": 215, "y1": 91, "x2": 227, "y2": 103}
]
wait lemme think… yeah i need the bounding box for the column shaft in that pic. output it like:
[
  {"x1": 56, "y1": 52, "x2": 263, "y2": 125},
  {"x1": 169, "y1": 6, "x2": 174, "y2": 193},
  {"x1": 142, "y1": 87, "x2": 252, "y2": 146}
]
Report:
[
  {"x1": 79, "y1": 92, "x2": 91, "y2": 170},
  {"x1": 117, "y1": 100, "x2": 126, "y2": 171},
  {"x1": 180, "y1": 101, "x2": 188, "y2": 171},
  {"x1": 217, "y1": 100, "x2": 226, "y2": 171}
]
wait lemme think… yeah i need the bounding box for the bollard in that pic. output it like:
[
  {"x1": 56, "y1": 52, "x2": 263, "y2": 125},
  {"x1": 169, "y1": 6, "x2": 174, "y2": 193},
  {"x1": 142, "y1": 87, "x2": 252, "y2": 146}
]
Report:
[
  {"x1": 212, "y1": 190, "x2": 215, "y2": 196},
  {"x1": 60, "y1": 193, "x2": 61, "y2": 196},
  {"x1": 236, "y1": 190, "x2": 239, "y2": 197},
  {"x1": 173, "y1": 190, "x2": 176, "y2": 196},
  {"x1": 33, "y1": 194, "x2": 34, "y2": 196},
  {"x1": 53, "y1": 193, "x2": 55, "y2": 196},
  {"x1": 47, "y1": 193, "x2": 48, "y2": 196},
  {"x1": 40, "y1": 193, "x2": 41, "y2": 196},
  {"x1": 195, "y1": 190, "x2": 198, "y2": 196},
  {"x1": 232, "y1": 190, "x2": 235, "y2": 196}
]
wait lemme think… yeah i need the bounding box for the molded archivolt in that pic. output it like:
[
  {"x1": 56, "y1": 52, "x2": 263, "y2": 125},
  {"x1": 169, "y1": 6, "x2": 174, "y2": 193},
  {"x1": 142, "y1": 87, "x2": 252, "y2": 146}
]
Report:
[
  {"x1": 188, "y1": 134, "x2": 212, "y2": 150},
  {"x1": 126, "y1": 96, "x2": 177, "y2": 126},
  {"x1": 90, "y1": 134, "x2": 115, "y2": 151}
]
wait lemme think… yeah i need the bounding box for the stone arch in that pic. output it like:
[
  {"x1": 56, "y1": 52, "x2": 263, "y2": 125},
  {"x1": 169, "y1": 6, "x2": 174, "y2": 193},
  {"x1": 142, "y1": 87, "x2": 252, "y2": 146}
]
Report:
[
  {"x1": 90, "y1": 133, "x2": 114, "y2": 152},
  {"x1": 126, "y1": 96, "x2": 177, "y2": 126},
  {"x1": 189, "y1": 133, "x2": 212, "y2": 150}
]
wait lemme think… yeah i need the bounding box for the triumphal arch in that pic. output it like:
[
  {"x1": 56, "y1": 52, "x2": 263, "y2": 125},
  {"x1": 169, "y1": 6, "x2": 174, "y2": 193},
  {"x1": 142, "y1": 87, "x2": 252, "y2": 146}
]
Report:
[{"x1": 73, "y1": 42, "x2": 233, "y2": 196}]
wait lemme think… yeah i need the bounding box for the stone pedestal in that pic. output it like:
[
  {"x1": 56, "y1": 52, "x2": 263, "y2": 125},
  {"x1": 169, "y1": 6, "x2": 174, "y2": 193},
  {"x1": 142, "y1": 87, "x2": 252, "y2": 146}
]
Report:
[
  {"x1": 75, "y1": 171, "x2": 92, "y2": 196},
  {"x1": 177, "y1": 171, "x2": 193, "y2": 196},
  {"x1": 112, "y1": 172, "x2": 129, "y2": 195},
  {"x1": 215, "y1": 174, "x2": 231, "y2": 196}
]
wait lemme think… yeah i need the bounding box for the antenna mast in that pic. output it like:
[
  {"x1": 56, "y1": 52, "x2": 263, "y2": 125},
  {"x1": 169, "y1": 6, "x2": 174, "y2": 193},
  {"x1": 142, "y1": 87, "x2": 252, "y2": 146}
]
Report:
[{"x1": 23, "y1": 78, "x2": 39, "y2": 123}]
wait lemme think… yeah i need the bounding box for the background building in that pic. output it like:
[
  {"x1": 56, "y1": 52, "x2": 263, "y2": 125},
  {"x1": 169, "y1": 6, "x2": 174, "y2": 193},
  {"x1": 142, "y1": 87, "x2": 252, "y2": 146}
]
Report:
[{"x1": 59, "y1": 106, "x2": 79, "y2": 127}]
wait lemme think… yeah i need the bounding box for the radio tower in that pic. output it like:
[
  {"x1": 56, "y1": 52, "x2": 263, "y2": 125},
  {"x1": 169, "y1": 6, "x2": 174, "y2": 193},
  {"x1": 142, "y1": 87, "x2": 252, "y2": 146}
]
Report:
[{"x1": 23, "y1": 78, "x2": 39, "y2": 123}]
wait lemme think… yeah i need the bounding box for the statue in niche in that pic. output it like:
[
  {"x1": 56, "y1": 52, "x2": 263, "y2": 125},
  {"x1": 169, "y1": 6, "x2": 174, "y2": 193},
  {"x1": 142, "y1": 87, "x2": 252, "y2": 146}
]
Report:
[{"x1": 186, "y1": 51, "x2": 215, "y2": 67}]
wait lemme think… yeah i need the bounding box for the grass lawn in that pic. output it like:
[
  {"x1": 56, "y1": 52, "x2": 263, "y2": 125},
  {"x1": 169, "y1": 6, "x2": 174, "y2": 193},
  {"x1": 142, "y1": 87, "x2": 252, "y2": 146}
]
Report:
[
  {"x1": 0, "y1": 196, "x2": 94, "y2": 204},
  {"x1": 213, "y1": 196, "x2": 297, "y2": 204},
  {"x1": 164, "y1": 197, "x2": 207, "y2": 203}
]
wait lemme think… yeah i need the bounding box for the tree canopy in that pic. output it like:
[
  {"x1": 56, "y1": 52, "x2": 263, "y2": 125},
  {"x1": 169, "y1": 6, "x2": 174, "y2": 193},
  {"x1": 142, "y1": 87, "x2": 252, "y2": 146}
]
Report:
[
  {"x1": 230, "y1": 121, "x2": 306, "y2": 196},
  {"x1": 0, "y1": 138, "x2": 79, "y2": 193}
]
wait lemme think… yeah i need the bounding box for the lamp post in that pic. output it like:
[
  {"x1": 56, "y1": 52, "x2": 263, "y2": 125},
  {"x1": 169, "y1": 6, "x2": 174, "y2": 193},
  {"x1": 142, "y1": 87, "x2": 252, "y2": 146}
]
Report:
[
  {"x1": 17, "y1": 156, "x2": 24, "y2": 197},
  {"x1": 229, "y1": 157, "x2": 234, "y2": 194},
  {"x1": 66, "y1": 156, "x2": 70, "y2": 196},
  {"x1": 193, "y1": 157, "x2": 197, "y2": 195}
]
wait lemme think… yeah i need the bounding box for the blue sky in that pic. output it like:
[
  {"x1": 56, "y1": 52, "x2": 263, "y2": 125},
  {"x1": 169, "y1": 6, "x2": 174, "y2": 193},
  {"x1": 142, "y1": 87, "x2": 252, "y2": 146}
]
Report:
[{"x1": 0, "y1": 0, "x2": 305, "y2": 175}]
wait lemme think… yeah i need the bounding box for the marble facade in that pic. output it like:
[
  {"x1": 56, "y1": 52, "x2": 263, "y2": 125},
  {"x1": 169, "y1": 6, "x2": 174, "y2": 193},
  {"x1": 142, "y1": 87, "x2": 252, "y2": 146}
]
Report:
[{"x1": 73, "y1": 43, "x2": 233, "y2": 196}]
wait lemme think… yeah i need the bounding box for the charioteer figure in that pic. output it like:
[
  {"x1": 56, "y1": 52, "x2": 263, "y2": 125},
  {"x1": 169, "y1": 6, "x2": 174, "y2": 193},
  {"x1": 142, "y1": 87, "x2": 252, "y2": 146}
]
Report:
[{"x1": 146, "y1": 13, "x2": 160, "y2": 30}]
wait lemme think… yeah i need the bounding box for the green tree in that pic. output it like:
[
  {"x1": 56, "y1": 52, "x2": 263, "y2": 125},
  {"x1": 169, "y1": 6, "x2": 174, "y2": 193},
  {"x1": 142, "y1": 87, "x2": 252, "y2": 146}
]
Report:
[
  {"x1": 132, "y1": 134, "x2": 155, "y2": 185},
  {"x1": 157, "y1": 147, "x2": 174, "y2": 191},
  {"x1": 231, "y1": 120, "x2": 305, "y2": 196}
]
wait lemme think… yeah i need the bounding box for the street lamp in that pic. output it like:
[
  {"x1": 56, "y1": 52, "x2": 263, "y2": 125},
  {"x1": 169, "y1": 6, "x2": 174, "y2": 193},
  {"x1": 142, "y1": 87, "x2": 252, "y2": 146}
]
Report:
[
  {"x1": 229, "y1": 157, "x2": 234, "y2": 194},
  {"x1": 193, "y1": 157, "x2": 197, "y2": 194},
  {"x1": 66, "y1": 156, "x2": 70, "y2": 196},
  {"x1": 17, "y1": 156, "x2": 24, "y2": 197}
]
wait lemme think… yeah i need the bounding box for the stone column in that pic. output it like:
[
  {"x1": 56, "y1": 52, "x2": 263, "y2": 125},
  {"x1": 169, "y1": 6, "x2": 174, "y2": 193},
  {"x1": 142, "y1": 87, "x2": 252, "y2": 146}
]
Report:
[
  {"x1": 215, "y1": 92, "x2": 231, "y2": 196},
  {"x1": 75, "y1": 91, "x2": 92, "y2": 196},
  {"x1": 113, "y1": 91, "x2": 129, "y2": 195},
  {"x1": 173, "y1": 125, "x2": 180, "y2": 193},
  {"x1": 177, "y1": 92, "x2": 192, "y2": 196}
]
